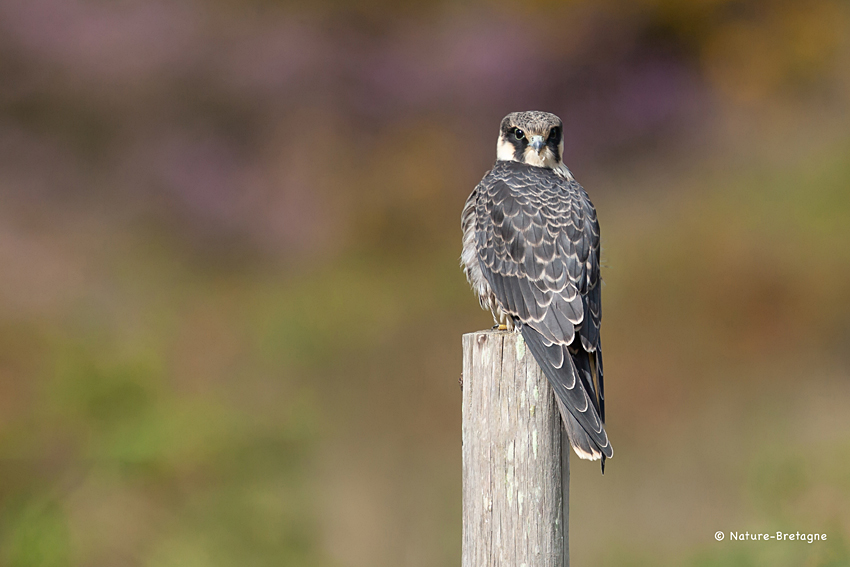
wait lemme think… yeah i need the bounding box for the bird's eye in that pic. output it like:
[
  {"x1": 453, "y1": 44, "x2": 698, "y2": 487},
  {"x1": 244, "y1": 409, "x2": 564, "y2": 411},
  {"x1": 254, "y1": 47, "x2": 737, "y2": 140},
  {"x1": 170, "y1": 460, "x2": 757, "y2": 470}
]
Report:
[
  {"x1": 514, "y1": 128, "x2": 525, "y2": 140},
  {"x1": 548, "y1": 127, "x2": 560, "y2": 140}
]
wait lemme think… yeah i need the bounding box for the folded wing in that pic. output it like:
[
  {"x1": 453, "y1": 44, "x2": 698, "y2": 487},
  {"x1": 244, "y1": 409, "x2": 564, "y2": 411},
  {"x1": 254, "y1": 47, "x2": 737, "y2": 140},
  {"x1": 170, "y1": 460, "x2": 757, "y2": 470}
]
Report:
[{"x1": 474, "y1": 161, "x2": 611, "y2": 460}]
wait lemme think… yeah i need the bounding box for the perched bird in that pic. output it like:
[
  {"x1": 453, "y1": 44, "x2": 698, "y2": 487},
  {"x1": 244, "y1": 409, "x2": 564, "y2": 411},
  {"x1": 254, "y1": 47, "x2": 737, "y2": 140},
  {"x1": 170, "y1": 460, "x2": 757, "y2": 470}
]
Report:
[{"x1": 461, "y1": 111, "x2": 612, "y2": 469}]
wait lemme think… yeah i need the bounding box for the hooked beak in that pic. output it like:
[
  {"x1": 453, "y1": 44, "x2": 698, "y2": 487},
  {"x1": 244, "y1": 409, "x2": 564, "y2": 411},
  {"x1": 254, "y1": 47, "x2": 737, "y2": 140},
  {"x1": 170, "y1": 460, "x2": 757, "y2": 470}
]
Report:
[{"x1": 530, "y1": 135, "x2": 545, "y2": 153}]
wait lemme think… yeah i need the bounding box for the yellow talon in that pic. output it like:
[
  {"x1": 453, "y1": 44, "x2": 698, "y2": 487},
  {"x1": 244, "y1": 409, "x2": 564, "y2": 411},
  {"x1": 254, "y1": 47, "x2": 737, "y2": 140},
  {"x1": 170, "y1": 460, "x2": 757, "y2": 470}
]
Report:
[{"x1": 498, "y1": 324, "x2": 508, "y2": 331}]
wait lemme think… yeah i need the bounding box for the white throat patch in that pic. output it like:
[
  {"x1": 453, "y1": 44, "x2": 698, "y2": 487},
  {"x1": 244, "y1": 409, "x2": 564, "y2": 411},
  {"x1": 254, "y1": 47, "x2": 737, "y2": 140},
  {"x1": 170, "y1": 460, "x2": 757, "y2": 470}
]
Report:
[{"x1": 522, "y1": 146, "x2": 559, "y2": 169}]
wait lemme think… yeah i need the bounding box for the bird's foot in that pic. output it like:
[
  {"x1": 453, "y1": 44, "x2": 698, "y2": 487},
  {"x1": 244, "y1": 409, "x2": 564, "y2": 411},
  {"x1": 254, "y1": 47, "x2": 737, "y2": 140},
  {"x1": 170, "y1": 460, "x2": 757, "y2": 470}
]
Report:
[{"x1": 492, "y1": 324, "x2": 508, "y2": 331}]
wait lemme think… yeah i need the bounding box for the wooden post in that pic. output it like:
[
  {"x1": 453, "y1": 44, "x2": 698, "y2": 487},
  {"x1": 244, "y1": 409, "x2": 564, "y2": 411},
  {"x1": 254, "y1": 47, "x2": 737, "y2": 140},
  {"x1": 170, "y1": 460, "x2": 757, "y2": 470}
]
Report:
[{"x1": 462, "y1": 330, "x2": 569, "y2": 567}]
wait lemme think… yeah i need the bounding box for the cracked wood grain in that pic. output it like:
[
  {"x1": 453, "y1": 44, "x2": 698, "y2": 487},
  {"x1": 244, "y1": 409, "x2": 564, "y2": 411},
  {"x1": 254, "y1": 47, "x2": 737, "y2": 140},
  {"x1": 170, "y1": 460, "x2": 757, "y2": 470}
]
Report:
[{"x1": 462, "y1": 330, "x2": 569, "y2": 567}]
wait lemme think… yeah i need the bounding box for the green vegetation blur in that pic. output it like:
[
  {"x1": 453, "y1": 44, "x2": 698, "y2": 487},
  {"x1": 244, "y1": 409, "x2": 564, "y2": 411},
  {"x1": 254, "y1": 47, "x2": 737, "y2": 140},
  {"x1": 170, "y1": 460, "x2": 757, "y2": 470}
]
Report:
[{"x1": 0, "y1": 0, "x2": 849, "y2": 565}]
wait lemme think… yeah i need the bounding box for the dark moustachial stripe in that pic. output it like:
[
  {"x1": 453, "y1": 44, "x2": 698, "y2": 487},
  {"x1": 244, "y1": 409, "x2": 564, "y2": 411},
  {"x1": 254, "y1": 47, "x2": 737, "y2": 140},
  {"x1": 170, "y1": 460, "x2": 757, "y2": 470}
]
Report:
[
  {"x1": 547, "y1": 126, "x2": 561, "y2": 162},
  {"x1": 500, "y1": 116, "x2": 528, "y2": 161},
  {"x1": 513, "y1": 141, "x2": 525, "y2": 161}
]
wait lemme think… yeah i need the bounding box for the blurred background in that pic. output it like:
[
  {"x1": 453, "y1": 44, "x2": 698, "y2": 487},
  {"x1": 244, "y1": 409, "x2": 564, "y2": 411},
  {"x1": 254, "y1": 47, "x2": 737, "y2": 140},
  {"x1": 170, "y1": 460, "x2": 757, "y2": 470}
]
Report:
[{"x1": 0, "y1": 0, "x2": 849, "y2": 565}]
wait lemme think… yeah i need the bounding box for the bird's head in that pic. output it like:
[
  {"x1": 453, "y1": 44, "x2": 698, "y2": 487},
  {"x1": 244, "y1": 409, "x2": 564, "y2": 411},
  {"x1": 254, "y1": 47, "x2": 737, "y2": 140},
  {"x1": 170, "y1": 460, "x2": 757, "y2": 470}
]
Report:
[{"x1": 496, "y1": 111, "x2": 564, "y2": 169}]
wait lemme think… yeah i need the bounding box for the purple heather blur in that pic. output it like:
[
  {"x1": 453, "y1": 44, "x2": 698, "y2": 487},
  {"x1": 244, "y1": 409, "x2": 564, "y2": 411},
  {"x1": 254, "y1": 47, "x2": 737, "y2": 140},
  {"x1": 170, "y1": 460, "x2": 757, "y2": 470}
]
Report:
[{"x1": 0, "y1": 1, "x2": 849, "y2": 566}]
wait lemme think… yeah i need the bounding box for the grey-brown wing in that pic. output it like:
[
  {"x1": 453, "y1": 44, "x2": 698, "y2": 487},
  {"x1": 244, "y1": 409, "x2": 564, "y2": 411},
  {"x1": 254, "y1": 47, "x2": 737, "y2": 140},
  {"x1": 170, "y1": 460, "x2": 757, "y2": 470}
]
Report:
[{"x1": 475, "y1": 161, "x2": 610, "y2": 459}]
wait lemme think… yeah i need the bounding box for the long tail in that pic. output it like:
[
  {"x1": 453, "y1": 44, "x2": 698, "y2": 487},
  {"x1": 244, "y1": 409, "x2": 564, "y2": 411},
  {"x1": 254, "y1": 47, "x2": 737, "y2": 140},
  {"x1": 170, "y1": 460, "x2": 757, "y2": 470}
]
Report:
[{"x1": 519, "y1": 324, "x2": 613, "y2": 464}]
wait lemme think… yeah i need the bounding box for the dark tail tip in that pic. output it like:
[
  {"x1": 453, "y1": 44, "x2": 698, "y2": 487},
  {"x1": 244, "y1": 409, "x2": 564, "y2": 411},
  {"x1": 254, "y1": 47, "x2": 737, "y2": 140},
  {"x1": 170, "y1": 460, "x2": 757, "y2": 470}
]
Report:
[{"x1": 600, "y1": 455, "x2": 606, "y2": 475}]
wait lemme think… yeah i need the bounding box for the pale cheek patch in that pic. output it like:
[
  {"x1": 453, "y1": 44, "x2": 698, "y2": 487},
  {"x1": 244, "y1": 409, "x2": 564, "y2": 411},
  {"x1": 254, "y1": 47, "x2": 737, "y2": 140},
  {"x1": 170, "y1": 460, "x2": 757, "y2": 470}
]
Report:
[{"x1": 496, "y1": 137, "x2": 516, "y2": 161}]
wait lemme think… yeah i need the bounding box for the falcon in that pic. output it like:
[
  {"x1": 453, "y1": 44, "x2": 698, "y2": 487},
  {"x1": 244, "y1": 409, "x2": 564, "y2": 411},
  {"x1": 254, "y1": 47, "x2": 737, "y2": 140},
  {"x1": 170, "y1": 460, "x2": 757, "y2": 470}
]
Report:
[{"x1": 461, "y1": 111, "x2": 612, "y2": 469}]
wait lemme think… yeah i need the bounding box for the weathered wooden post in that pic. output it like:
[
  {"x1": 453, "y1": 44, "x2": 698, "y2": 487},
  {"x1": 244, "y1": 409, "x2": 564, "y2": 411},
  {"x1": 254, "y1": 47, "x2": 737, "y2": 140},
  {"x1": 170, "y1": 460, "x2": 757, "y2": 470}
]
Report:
[{"x1": 462, "y1": 330, "x2": 570, "y2": 566}]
